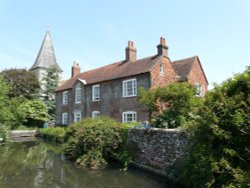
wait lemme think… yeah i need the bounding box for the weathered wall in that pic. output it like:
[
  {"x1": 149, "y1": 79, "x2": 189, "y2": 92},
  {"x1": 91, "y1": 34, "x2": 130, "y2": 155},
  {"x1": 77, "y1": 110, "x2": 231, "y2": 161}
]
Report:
[{"x1": 126, "y1": 128, "x2": 188, "y2": 176}]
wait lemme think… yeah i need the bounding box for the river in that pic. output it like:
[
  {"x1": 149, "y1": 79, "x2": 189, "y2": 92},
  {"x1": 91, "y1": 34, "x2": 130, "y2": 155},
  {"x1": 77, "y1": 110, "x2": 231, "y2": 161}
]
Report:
[{"x1": 0, "y1": 139, "x2": 181, "y2": 188}]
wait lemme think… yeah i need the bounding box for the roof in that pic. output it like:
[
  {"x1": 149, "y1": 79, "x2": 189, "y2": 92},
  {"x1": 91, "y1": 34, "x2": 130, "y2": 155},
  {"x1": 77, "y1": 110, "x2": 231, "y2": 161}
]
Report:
[
  {"x1": 172, "y1": 56, "x2": 197, "y2": 80},
  {"x1": 56, "y1": 55, "x2": 201, "y2": 92},
  {"x1": 30, "y1": 31, "x2": 62, "y2": 71},
  {"x1": 172, "y1": 56, "x2": 208, "y2": 84},
  {"x1": 56, "y1": 55, "x2": 162, "y2": 92}
]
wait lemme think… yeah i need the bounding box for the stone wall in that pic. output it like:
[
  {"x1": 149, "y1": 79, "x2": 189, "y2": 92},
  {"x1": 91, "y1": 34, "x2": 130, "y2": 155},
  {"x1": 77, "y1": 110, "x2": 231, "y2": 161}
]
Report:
[{"x1": 126, "y1": 128, "x2": 188, "y2": 176}]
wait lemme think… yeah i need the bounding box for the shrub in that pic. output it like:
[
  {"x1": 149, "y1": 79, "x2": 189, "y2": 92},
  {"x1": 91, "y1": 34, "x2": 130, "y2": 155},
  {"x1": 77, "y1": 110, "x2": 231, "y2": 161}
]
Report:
[
  {"x1": 64, "y1": 117, "x2": 134, "y2": 169},
  {"x1": 178, "y1": 67, "x2": 250, "y2": 187},
  {"x1": 139, "y1": 82, "x2": 201, "y2": 128},
  {"x1": 38, "y1": 127, "x2": 67, "y2": 143}
]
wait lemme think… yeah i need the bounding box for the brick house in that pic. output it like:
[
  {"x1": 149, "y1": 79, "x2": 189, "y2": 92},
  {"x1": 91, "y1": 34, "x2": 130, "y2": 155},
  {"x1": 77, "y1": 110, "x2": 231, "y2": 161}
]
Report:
[{"x1": 55, "y1": 37, "x2": 208, "y2": 125}]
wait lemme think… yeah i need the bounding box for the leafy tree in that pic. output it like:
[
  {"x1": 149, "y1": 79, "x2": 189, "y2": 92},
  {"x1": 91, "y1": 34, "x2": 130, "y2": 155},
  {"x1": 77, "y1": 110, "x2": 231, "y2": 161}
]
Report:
[
  {"x1": 0, "y1": 75, "x2": 10, "y2": 140},
  {"x1": 1, "y1": 68, "x2": 40, "y2": 99},
  {"x1": 41, "y1": 65, "x2": 61, "y2": 118},
  {"x1": 179, "y1": 67, "x2": 250, "y2": 187},
  {"x1": 139, "y1": 82, "x2": 201, "y2": 128},
  {"x1": 19, "y1": 99, "x2": 50, "y2": 128},
  {"x1": 0, "y1": 75, "x2": 10, "y2": 123}
]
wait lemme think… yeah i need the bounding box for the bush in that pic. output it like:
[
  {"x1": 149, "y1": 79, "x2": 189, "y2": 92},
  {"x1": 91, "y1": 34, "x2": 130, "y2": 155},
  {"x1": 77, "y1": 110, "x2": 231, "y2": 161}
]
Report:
[
  {"x1": 38, "y1": 127, "x2": 67, "y2": 143},
  {"x1": 139, "y1": 82, "x2": 201, "y2": 128},
  {"x1": 178, "y1": 67, "x2": 250, "y2": 187},
  {"x1": 64, "y1": 117, "x2": 134, "y2": 169}
]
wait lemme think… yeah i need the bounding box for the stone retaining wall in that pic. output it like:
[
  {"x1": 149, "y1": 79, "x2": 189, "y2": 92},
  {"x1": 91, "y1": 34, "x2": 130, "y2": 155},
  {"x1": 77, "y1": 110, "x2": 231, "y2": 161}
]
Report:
[{"x1": 126, "y1": 128, "x2": 188, "y2": 176}]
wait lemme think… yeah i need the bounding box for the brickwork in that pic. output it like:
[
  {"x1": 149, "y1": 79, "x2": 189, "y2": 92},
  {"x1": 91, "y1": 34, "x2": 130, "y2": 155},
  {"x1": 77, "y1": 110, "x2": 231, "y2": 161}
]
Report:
[
  {"x1": 187, "y1": 58, "x2": 208, "y2": 95},
  {"x1": 55, "y1": 37, "x2": 208, "y2": 125},
  {"x1": 150, "y1": 57, "x2": 177, "y2": 88}
]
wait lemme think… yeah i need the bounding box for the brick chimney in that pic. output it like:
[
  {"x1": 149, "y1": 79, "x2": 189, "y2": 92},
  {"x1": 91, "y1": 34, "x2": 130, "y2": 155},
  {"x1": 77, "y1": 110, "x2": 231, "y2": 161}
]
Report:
[
  {"x1": 125, "y1": 41, "x2": 137, "y2": 62},
  {"x1": 71, "y1": 62, "x2": 81, "y2": 78},
  {"x1": 157, "y1": 37, "x2": 168, "y2": 57}
]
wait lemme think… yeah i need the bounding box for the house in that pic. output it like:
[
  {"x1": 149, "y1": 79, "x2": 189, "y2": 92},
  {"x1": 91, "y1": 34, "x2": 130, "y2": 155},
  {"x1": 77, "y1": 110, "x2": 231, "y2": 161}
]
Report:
[
  {"x1": 30, "y1": 31, "x2": 62, "y2": 90},
  {"x1": 55, "y1": 37, "x2": 208, "y2": 125}
]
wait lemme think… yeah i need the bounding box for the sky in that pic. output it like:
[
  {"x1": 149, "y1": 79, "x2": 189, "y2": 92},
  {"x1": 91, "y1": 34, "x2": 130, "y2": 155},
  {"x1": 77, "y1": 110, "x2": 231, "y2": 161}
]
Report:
[{"x1": 0, "y1": 0, "x2": 249, "y2": 89}]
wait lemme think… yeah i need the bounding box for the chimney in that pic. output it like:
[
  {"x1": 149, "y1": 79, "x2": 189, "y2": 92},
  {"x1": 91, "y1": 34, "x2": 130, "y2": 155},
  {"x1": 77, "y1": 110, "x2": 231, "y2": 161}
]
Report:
[
  {"x1": 125, "y1": 41, "x2": 137, "y2": 62},
  {"x1": 71, "y1": 62, "x2": 81, "y2": 78},
  {"x1": 157, "y1": 37, "x2": 168, "y2": 57}
]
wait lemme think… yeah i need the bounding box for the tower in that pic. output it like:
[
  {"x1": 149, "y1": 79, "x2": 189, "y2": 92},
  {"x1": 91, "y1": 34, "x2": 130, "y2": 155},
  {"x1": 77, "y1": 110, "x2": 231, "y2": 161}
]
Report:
[{"x1": 30, "y1": 31, "x2": 62, "y2": 89}]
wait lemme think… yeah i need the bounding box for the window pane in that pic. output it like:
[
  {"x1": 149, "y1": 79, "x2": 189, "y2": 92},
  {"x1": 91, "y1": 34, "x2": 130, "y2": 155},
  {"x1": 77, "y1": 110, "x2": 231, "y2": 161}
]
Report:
[{"x1": 123, "y1": 79, "x2": 136, "y2": 97}]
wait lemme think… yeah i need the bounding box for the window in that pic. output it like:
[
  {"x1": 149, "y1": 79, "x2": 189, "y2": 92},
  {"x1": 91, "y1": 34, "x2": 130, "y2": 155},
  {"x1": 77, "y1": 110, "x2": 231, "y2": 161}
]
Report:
[
  {"x1": 74, "y1": 112, "x2": 82, "y2": 122},
  {"x1": 62, "y1": 91, "x2": 68, "y2": 105},
  {"x1": 92, "y1": 111, "x2": 100, "y2": 118},
  {"x1": 160, "y1": 63, "x2": 164, "y2": 75},
  {"x1": 75, "y1": 83, "x2": 81, "y2": 103},
  {"x1": 62, "y1": 113, "x2": 68, "y2": 125},
  {"x1": 195, "y1": 84, "x2": 203, "y2": 97},
  {"x1": 123, "y1": 78, "x2": 137, "y2": 97},
  {"x1": 122, "y1": 111, "x2": 137, "y2": 123},
  {"x1": 92, "y1": 85, "x2": 100, "y2": 101}
]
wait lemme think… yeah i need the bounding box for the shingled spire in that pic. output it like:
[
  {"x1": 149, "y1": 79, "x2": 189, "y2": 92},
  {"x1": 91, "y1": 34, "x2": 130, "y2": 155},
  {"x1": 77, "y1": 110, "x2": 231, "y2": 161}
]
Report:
[{"x1": 30, "y1": 31, "x2": 62, "y2": 84}]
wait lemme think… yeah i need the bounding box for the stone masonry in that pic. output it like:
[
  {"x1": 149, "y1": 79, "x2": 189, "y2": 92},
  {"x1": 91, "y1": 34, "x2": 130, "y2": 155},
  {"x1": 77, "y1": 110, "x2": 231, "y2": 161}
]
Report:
[{"x1": 126, "y1": 128, "x2": 188, "y2": 176}]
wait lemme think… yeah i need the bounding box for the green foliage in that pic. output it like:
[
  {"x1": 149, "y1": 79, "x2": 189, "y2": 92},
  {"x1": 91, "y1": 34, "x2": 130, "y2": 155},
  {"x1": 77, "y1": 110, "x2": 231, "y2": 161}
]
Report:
[
  {"x1": 0, "y1": 75, "x2": 10, "y2": 123},
  {"x1": 64, "y1": 117, "x2": 134, "y2": 169},
  {"x1": 41, "y1": 65, "x2": 61, "y2": 118},
  {"x1": 139, "y1": 82, "x2": 201, "y2": 128},
  {"x1": 38, "y1": 127, "x2": 67, "y2": 143},
  {"x1": 0, "y1": 125, "x2": 10, "y2": 141},
  {"x1": 1, "y1": 68, "x2": 40, "y2": 99},
  {"x1": 178, "y1": 67, "x2": 250, "y2": 187},
  {"x1": 19, "y1": 99, "x2": 50, "y2": 128}
]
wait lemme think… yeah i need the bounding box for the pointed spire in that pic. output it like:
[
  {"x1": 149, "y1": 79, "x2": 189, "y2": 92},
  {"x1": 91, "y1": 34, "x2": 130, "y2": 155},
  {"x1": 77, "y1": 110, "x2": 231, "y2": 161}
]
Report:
[{"x1": 30, "y1": 31, "x2": 62, "y2": 71}]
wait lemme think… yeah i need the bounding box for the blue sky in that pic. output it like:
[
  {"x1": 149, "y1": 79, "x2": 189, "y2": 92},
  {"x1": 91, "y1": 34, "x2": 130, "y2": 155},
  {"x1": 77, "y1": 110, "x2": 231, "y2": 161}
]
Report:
[{"x1": 0, "y1": 0, "x2": 249, "y2": 89}]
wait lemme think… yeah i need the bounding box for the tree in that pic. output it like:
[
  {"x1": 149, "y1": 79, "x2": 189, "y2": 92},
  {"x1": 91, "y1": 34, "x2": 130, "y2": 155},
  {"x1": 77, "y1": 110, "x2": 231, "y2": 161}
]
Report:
[
  {"x1": 179, "y1": 67, "x2": 250, "y2": 187},
  {"x1": 41, "y1": 65, "x2": 61, "y2": 118},
  {"x1": 139, "y1": 82, "x2": 201, "y2": 128},
  {"x1": 0, "y1": 75, "x2": 10, "y2": 123},
  {"x1": 1, "y1": 69, "x2": 40, "y2": 99},
  {"x1": 19, "y1": 99, "x2": 50, "y2": 128}
]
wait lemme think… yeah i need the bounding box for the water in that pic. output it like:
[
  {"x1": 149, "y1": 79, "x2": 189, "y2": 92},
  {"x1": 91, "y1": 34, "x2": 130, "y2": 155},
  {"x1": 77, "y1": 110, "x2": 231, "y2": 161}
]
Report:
[{"x1": 0, "y1": 140, "x2": 180, "y2": 188}]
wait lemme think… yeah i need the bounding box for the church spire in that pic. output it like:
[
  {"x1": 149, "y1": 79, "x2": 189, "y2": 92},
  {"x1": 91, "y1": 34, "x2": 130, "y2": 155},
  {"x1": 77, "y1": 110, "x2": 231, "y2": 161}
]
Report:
[{"x1": 30, "y1": 31, "x2": 62, "y2": 71}]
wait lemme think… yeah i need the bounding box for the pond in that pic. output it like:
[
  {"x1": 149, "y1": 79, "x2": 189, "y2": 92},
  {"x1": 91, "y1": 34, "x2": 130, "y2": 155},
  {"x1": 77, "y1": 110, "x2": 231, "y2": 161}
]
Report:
[{"x1": 0, "y1": 139, "x2": 181, "y2": 188}]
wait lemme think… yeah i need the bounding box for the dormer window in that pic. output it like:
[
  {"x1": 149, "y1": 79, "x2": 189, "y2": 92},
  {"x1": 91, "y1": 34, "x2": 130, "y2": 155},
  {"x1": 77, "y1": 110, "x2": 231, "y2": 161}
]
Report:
[
  {"x1": 75, "y1": 83, "x2": 81, "y2": 103},
  {"x1": 160, "y1": 63, "x2": 164, "y2": 75}
]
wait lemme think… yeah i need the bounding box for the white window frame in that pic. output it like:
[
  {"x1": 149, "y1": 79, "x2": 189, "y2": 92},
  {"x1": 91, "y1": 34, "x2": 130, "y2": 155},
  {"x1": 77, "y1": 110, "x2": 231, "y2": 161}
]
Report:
[
  {"x1": 92, "y1": 111, "x2": 100, "y2": 118},
  {"x1": 74, "y1": 112, "x2": 82, "y2": 123},
  {"x1": 195, "y1": 83, "x2": 203, "y2": 97},
  {"x1": 92, "y1": 84, "x2": 100, "y2": 101},
  {"x1": 62, "y1": 91, "x2": 68, "y2": 105},
  {"x1": 122, "y1": 78, "x2": 137, "y2": 97},
  {"x1": 122, "y1": 111, "x2": 137, "y2": 123},
  {"x1": 62, "y1": 113, "x2": 68, "y2": 125},
  {"x1": 75, "y1": 83, "x2": 81, "y2": 103},
  {"x1": 160, "y1": 63, "x2": 164, "y2": 75}
]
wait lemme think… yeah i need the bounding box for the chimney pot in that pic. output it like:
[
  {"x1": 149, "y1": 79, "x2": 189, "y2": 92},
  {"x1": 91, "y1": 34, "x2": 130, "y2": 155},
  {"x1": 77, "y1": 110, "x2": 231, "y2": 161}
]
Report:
[{"x1": 157, "y1": 37, "x2": 168, "y2": 57}]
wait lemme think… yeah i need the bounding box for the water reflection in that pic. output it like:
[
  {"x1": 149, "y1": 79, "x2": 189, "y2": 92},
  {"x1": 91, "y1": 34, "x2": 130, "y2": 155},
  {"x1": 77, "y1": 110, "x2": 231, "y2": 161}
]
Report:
[{"x1": 0, "y1": 140, "x2": 180, "y2": 188}]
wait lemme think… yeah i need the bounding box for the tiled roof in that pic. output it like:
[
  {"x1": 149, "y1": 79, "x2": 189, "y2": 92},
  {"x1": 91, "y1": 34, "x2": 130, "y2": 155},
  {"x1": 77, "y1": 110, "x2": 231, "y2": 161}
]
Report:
[
  {"x1": 172, "y1": 56, "x2": 197, "y2": 81},
  {"x1": 56, "y1": 55, "x2": 162, "y2": 91},
  {"x1": 56, "y1": 55, "x2": 198, "y2": 92},
  {"x1": 30, "y1": 31, "x2": 62, "y2": 71}
]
